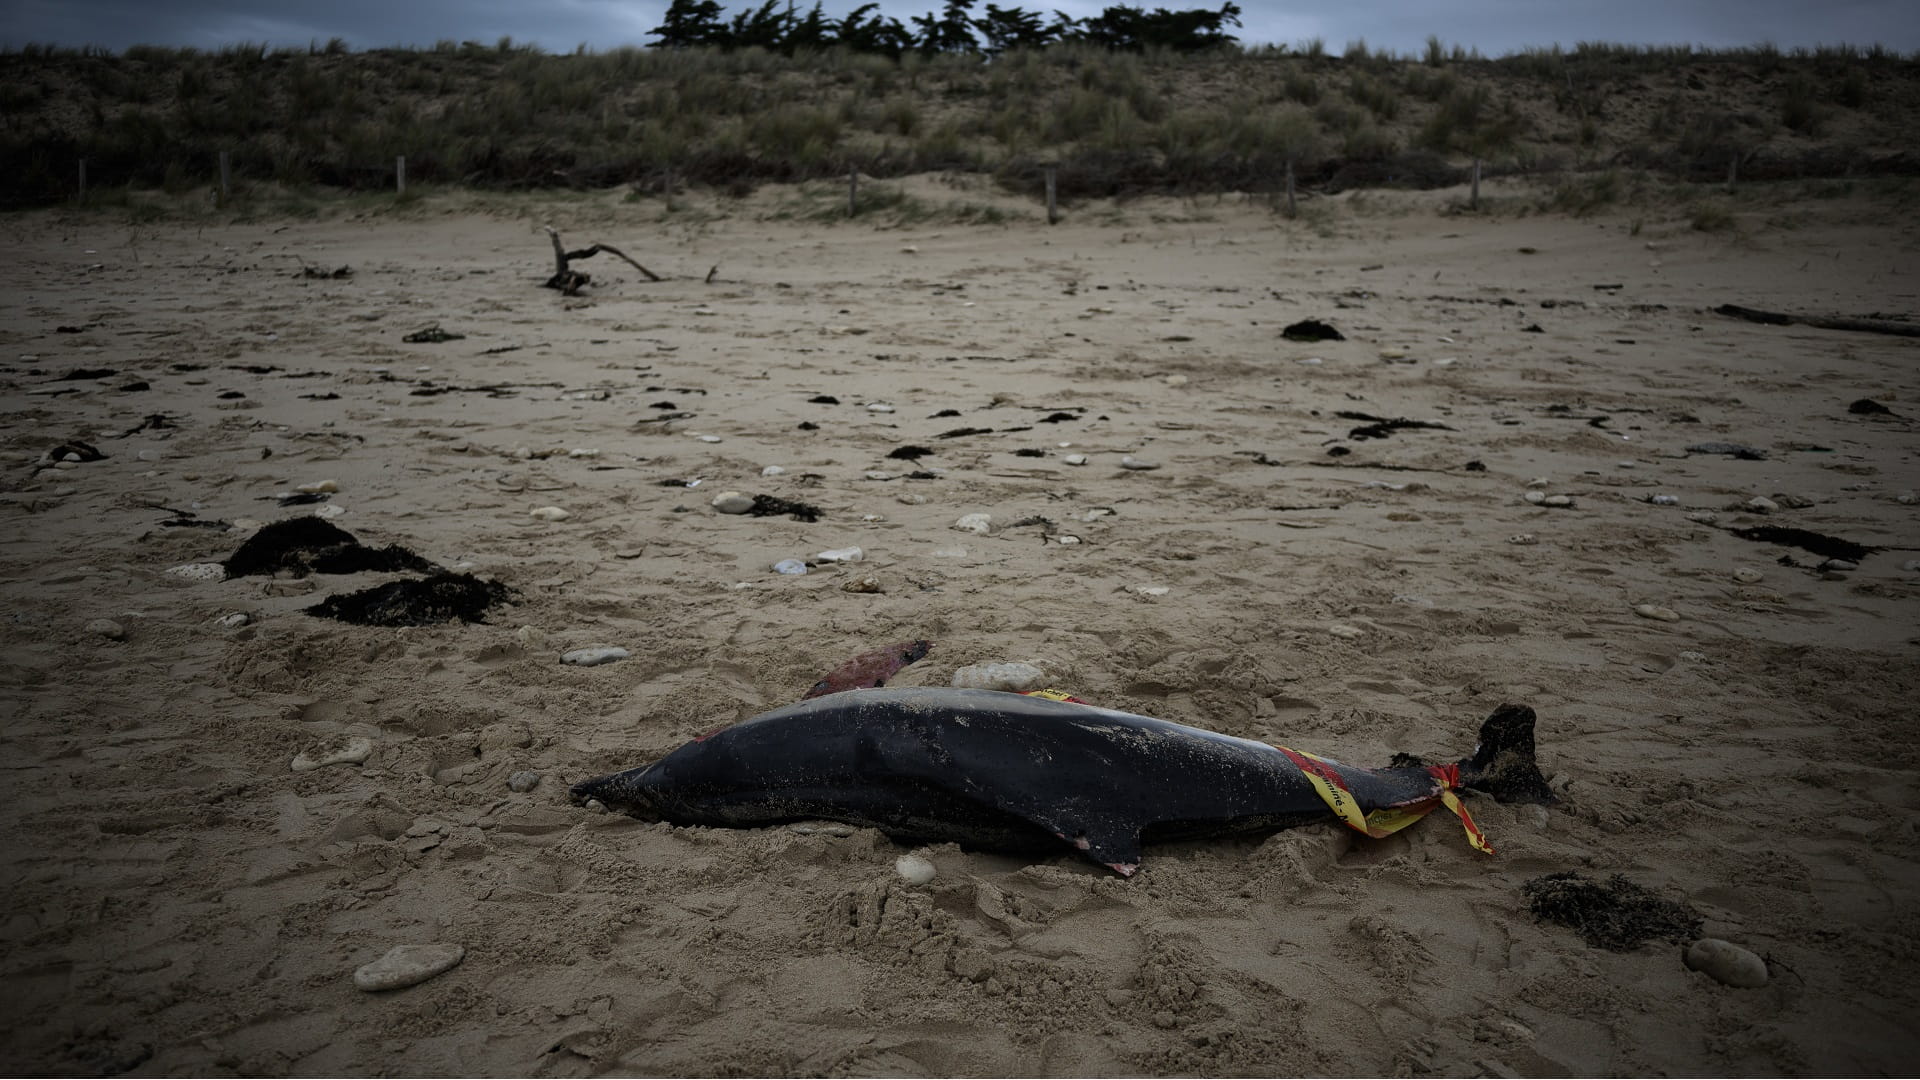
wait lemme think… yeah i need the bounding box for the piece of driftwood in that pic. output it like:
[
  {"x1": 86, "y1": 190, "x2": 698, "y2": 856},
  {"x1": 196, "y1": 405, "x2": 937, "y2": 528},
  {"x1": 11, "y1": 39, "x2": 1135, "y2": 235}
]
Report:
[
  {"x1": 543, "y1": 226, "x2": 663, "y2": 295},
  {"x1": 1715, "y1": 304, "x2": 1920, "y2": 338}
]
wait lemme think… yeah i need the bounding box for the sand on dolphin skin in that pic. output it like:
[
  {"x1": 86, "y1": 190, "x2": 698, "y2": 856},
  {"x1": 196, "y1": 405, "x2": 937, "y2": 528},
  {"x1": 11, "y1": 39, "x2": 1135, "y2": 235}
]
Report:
[{"x1": 0, "y1": 181, "x2": 1916, "y2": 1076}]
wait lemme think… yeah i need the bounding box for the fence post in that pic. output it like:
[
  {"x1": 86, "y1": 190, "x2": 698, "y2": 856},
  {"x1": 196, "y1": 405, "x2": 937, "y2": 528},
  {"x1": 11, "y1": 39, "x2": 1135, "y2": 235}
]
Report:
[
  {"x1": 848, "y1": 167, "x2": 858, "y2": 217},
  {"x1": 77, "y1": 159, "x2": 86, "y2": 204},
  {"x1": 1470, "y1": 157, "x2": 1481, "y2": 210},
  {"x1": 664, "y1": 166, "x2": 674, "y2": 212},
  {"x1": 396, "y1": 155, "x2": 406, "y2": 195},
  {"x1": 1284, "y1": 158, "x2": 1296, "y2": 218},
  {"x1": 219, "y1": 150, "x2": 230, "y2": 204},
  {"x1": 1044, "y1": 164, "x2": 1057, "y2": 225}
]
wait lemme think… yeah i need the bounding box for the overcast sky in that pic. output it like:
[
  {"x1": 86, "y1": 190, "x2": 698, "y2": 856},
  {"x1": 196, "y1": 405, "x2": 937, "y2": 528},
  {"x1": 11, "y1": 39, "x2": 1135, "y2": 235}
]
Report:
[{"x1": 4, "y1": 0, "x2": 1917, "y2": 56}]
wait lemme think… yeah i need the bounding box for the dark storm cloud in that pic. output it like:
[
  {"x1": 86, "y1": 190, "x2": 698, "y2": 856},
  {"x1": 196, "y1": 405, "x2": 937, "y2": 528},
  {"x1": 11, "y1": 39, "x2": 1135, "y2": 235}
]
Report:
[{"x1": 4, "y1": 0, "x2": 1916, "y2": 54}]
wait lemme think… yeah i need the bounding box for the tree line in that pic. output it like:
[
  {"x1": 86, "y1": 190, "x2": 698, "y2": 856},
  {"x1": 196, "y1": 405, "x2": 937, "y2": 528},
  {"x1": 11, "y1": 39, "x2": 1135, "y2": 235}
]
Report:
[{"x1": 649, "y1": 1, "x2": 1243, "y2": 56}]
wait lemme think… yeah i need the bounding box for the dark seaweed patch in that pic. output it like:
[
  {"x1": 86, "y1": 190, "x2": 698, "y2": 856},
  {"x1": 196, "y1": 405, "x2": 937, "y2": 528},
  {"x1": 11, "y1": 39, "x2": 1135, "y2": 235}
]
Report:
[
  {"x1": 1335, "y1": 411, "x2": 1455, "y2": 441},
  {"x1": 808, "y1": 394, "x2": 840, "y2": 404},
  {"x1": 748, "y1": 495, "x2": 822, "y2": 522},
  {"x1": 936, "y1": 427, "x2": 993, "y2": 439},
  {"x1": 887, "y1": 445, "x2": 933, "y2": 461},
  {"x1": 1039, "y1": 411, "x2": 1080, "y2": 423},
  {"x1": 1281, "y1": 319, "x2": 1344, "y2": 342},
  {"x1": 1522, "y1": 872, "x2": 1702, "y2": 951},
  {"x1": 55, "y1": 367, "x2": 117, "y2": 381},
  {"x1": 307, "y1": 572, "x2": 510, "y2": 626},
  {"x1": 1848, "y1": 398, "x2": 1896, "y2": 416},
  {"x1": 223, "y1": 518, "x2": 439, "y2": 579},
  {"x1": 1730, "y1": 526, "x2": 1877, "y2": 563}
]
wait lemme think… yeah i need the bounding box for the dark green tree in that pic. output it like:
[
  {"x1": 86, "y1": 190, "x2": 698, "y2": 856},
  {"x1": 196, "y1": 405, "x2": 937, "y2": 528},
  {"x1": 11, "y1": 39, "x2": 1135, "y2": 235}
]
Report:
[
  {"x1": 974, "y1": 4, "x2": 1055, "y2": 54},
  {"x1": 912, "y1": 0, "x2": 980, "y2": 53},
  {"x1": 648, "y1": 0, "x2": 730, "y2": 48},
  {"x1": 728, "y1": 0, "x2": 794, "y2": 50},
  {"x1": 838, "y1": 4, "x2": 915, "y2": 57}
]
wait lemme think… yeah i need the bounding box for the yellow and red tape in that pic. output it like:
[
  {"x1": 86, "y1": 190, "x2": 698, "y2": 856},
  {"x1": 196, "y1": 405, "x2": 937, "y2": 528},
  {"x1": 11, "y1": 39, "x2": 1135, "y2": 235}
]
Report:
[{"x1": 1274, "y1": 747, "x2": 1494, "y2": 854}]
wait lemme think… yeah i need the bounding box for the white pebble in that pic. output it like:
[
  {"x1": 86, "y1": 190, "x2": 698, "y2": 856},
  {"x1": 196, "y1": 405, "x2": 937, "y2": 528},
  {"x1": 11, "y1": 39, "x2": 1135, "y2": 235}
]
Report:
[
  {"x1": 1162, "y1": 374, "x2": 1189, "y2": 388},
  {"x1": 1649, "y1": 494, "x2": 1679, "y2": 506},
  {"x1": 1897, "y1": 492, "x2": 1916, "y2": 505},
  {"x1": 1684, "y1": 511, "x2": 1718, "y2": 525},
  {"x1": 1542, "y1": 494, "x2": 1574, "y2": 508},
  {"x1": 1328, "y1": 624, "x2": 1365, "y2": 639},
  {"x1": 1507, "y1": 533, "x2": 1537, "y2": 545},
  {"x1": 563, "y1": 647, "x2": 630, "y2": 666},
  {"x1": 1634, "y1": 604, "x2": 1681, "y2": 622},
  {"x1": 817, "y1": 546, "x2": 864, "y2": 563},
  {"x1": 866, "y1": 403, "x2": 895, "y2": 413},
  {"x1": 1054, "y1": 535, "x2": 1082, "y2": 546},
  {"x1": 1523, "y1": 491, "x2": 1547, "y2": 505},
  {"x1": 85, "y1": 618, "x2": 126, "y2": 640},
  {"x1": 1732, "y1": 568, "x2": 1764, "y2": 584},
  {"x1": 1063, "y1": 454, "x2": 1087, "y2": 466},
  {"x1": 507, "y1": 770, "x2": 540, "y2": 793},
  {"x1": 710, "y1": 491, "x2": 753, "y2": 514},
  {"x1": 312, "y1": 504, "x2": 345, "y2": 519},
  {"x1": 295, "y1": 479, "x2": 339, "y2": 494},
  {"x1": 1684, "y1": 939, "x2": 1768, "y2": 988},
  {"x1": 760, "y1": 465, "x2": 786, "y2": 477},
  {"x1": 864, "y1": 470, "x2": 895, "y2": 481},
  {"x1": 353, "y1": 944, "x2": 466, "y2": 993},
  {"x1": 952, "y1": 513, "x2": 993, "y2": 534},
  {"x1": 1119, "y1": 456, "x2": 1161, "y2": 471},
  {"x1": 772, "y1": 558, "x2": 808, "y2": 575},
  {"x1": 897, "y1": 493, "x2": 927, "y2": 506},
  {"x1": 895, "y1": 854, "x2": 937, "y2": 885},
  {"x1": 291, "y1": 736, "x2": 373, "y2": 772},
  {"x1": 1745, "y1": 496, "x2": 1779, "y2": 514},
  {"x1": 951, "y1": 661, "x2": 1047, "y2": 692},
  {"x1": 841, "y1": 575, "x2": 883, "y2": 593},
  {"x1": 215, "y1": 612, "x2": 251, "y2": 628},
  {"x1": 1904, "y1": 560, "x2": 1920, "y2": 572},
  {"x1": 529, "y1": 506, "x2": 571, "y2": 521},
  {"x1": 1129, "y1": 585, "x2": 1170, "y2": 597},
  {"x1": 166, "y1": 562, "x2": 226, "y2": 581},
  {"x1": 1526, "y1": 477, "x2": 1551, "y2": 488},
  {"x1": 568, "y1": 448, "x2": 600, "y2": 458},
  {"x1": 1820, "y1": 558, "x2": 1858, "y2": 572}
]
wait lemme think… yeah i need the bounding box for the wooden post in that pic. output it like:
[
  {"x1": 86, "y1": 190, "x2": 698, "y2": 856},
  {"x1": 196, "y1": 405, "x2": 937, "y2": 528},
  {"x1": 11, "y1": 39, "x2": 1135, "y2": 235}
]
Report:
[
  {"x1": 1284, "y1": 158, "x2": 1296, "y2": 218},
  {"x1": 1470, "y1": 157, "x2": 1481, "y2": 210},
  {"x1": 664, "y1": 166, "x2": 674, "y2": 212},
  {"x1": 1044, "y1": 165, "x2": 1058, "y2": 225},
  {"x1": 396, "y1": 155, "x2": 406, "y2": 195},
  {"x1": 848, "y1": 167, "x2": 858, "y2": 217},
  {"x1": 218, "y1": 150, "x2": 230, "y2": 203},
  {"x1": 77, "y1": 159, "x2": 86, "y2": 203}
]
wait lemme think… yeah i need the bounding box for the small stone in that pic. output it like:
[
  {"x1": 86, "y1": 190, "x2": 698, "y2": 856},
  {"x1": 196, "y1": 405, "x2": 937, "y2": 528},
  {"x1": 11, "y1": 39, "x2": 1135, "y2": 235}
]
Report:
[
  {"x1": 1163, "y1": 374, "x2": 1189, "y2": 388},
  {"x1": 760, "y1": 465, "x2": 786, "y2": 477},
  {"x1": 1745, "y1": 496, "x2": 1779, "y2": 514},
  {"x1": 52, "y1": 460, "x2": 77, "y2": 470},
  {"x1": 1523, "y1": 491, "x2": 1547, "y2": 505},
  {"x1": 1127, "y1": 584, "x2": 1169, "y2": 597},
  {"x1": 1820, "y1": 558, "x2": 1858, "y2": 572},
  {"x1": 951, "y1": 661, "x2": 1047, "y2": 692},
  {"x1": 529, "y1": 506, "x2": 571, "y2": 521},
  {"x1": 1732, "y1": 568, "x2": 1764, "y2": 584},
  {"x1": 866, "y1": 403, "x2": 895, "y2": 413},
  {"x1": 515, "y1": 625, "x2": 549, "y2": 649},
  {"x1": 568, "y1": 448, "x2": 599, "y2": 458},
  {"x1": 292, "y1": 736, "x2": 373, "y2": 772},
  {"x1": 772, "y1": 558, "x2": 808, "y2": 575},
  {"x1": 1054, "y1": 535, "x2": 1082, "y2": 546},
  {"x1": 817, "y1": 546, "x2": 863, "y2": 563},
  {"x1": 215, "y1": 612, "x2": 250, "y2": 628},
  {"x1": 510, "y1": 446, "x2": 533, "y2": 459},
  {"x1": 1684, "y1": 511, "x2": 1717, "y2": 525},
  {"x1": 931, "y1": 547, "x2": 968, "y2": 559},
  {"x1": 894, "y1": 854, "x2": 937, "y2": 885},
  {"x1": 1897, "y1": 492, "x2": 1916, "y2": 506},
  {"x1": 1507, "y1": 533, "x2": 1537, "y2": 545},
  {"x1": 353, "y1": 944, "x2": 466, "y2": 993},
  {"x1": 507, "y1": 770, "x2": 541, "y2": 793},
  {"x1": 1542, "y1": 494, "x2": 1574, "y2": 508},
  {"x1": 710, "y1": 491, "x2": 753, "y2": 514},
  {"x1": 1634, "y1": 604, "x2": 1681, "y2": 622},
  {"x1": 953, "y1": 513, "x2": 993, "y2": 534},
  {"x1": 1328, "y1": 624, "x2": 1364, "y2": 639},
  {"x1": 695, "y1": 434, "x2": 723, "y2": 443},
  {"x1": 864, "y1": 471, "x2": 895, "y2": 481},
  {"x1": 584, "y1": 798, "x2": 607, "y2": 814},
  {"x1": 85, "y1": 618, "x2": 126, "y2": 640},
  {"x1": 1684, "y1": 938, "x2": 1768, "y2": 988},
  {"x1": 896, "y1": 493, "x2": 927, "y2": 506},
  {"x1": 1649, "y1": 494, "x2": 1680, "y2": 506},
  {"x1": 1119, "y1": 456, "x2": 1161, "y2": 471},
  {"x1": 841, "y1": 575, "x2": 883, "y2": 593},
  {"x1": 1526, "y1": 478, "x2": 1551, "y2": 488},
  {"x1": 562, "y1": 647, "x2": 630, "y2": 666},
  {"x1": 1063, "y1": 454, "x2": 1087, "y2": 466},
  {"x1": 166, "y1": 562, "x2": 226, "y2": 581},
  {"x1": 312, "y1": 504, "x2": 345, "y2": 519},
  {"x1": 1904, "y1": 560, "x2": 1920, "y2": 572},
  {"x1": 1378, "y1": 347, "x2": 1408, "y2": 360},
  {"x1": 295, "y1": 479, "x2": 339, "y2": 494}
]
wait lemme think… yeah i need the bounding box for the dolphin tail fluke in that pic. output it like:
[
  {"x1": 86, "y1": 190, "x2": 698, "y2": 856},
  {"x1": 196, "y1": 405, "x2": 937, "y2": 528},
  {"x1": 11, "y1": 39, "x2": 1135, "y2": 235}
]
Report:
[{"x1": 1457, "y1": 704, "x2": 1557, "y2": 805}]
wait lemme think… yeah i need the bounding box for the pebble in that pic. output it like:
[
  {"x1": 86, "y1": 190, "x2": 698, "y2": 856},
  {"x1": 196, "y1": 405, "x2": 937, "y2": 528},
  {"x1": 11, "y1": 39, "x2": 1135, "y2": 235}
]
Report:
[
  {"x1": 772, "y1": 558, "x2": 808, "y2": 575},
  {"x1": 529, "y1": 506, "x2": 571, "y2": 521},
  {"x1": 841, "y1": 575, "x2": 883, "y2": 593},
  {"x1": 760, "y1": 465, "x2": 786, "y2": 477},
  {"x1": 584, "y1": 798, "x2": 607, "y2": 814},
  {"x1": 1507, "y1": 533, "x2": 1537, "y2": 545},
  {"x1": 291, "y1": 736, "x2": 373, "y2": 772},
  {"x1": 710, "y1": 491, "x2": 753, "y2": 514},
  {"x1": 1163, "y1": 374, "x2": 1189, "y2": 388},
  {"x1": 312, "y1": 504, "x2": 345, "y2": 519},
  {"x1": 1526, "y1": 478, "x2": 1551, "y2": 488},
  {"x1": 695, "y1": 434, "x2": 723, "y2": 443},
  {"x1": 1328, "y1": 624, "x2": 1365, "y2": 639},
  {"x1": 1905, "y1": 560, "x2": 1920, "y2": 572},
  {"x1": 1542, "y1": 494, "x2": 1574, "y2": 508},
  {"x1": 1119, "y1": 456, "x2": 1161, "y2": 471},
  {"x1": 953, "y1": 513, "x2": 993, "y2": 534},
  {"x1": 166, "y1": 562, "x2": 226, "y2": 581},
  {"x1": 1063, "y1": 454, "x2": 1087, "y2": 466},
  {"x1": 894, "y1": 854, "x2": 937, "y2": 885},
  {"x1": 1378, "y1": 347, "x2": 1409, "y2": 360},
  {"x1": 931, "y1": 547, "x2": 968, "y2": 559},
  {"x1": 951, "y1": 661, "x2": 1047, "y2": 692},
  {"x1": 1820, "y1": 558, "x2": 1858, "y2": 572},
  {"x1": 562, "y1": 647, "x2": 630, "y2": 666},
  {"x1": 1897, "y1": 492, "x2": 1916, "y2": 506},
  {"x1": 215, "y1": 612, "x2": 251, "y2": 628},
  {"x1": 896, "y1": 493, "x2": 928, "y2": 506},
  {"x1": 1683, "y1": 939, "x2": 1768, "y2": 988},
  {"x1": 1649, "y1": 494, "x2": 1679, "y2": 506},
  {"x1": 864, "y1": 470, "x2": 895, "y2": 481},
  {"x1": 1129, "y1": 584, "x2": 1170, "y2": 597},
  {"x1": 1054, "y1": 535, "x2": 1082, "y2": 546},
  {"x1": 353, "y1": 944, "x2": 466, "y2": 993},
  {"x1": 1523, "y1": 491, "x2": 1547, "y2": 505},
  {"x1": 817, "y1": 546, "x2": 863, "y2": 563},
  {"x1": 507, "y1": 770, "x2": 541, "y2": 793},
  {"x1": 568, "y1": 448, "x2": 600, "y2": 458},
  {"x1": 85, "y1": 618, "x2": 126, "y2": 640},
  {"x1": 790, "y1": 822, "x2": 855, "y2": 837},
  {"x1": 1684, "y1": 511, "x2": 1717, "y2": 525},
  {"x1": 1745, "y1": 496, "x2": 1779, "y2": 514},
  {"x1": 866, "y1": 403, "x2": 895, "y2": 413},
  {"x1": 295, "y1": 479, "x2": 339, "y2": 494},
  {"x1": 1732, "y1": 568, "x2": 1764, "y2": 584},
  {"x1": 1634, "y1": 604, "x2": 1681, "y2": 622}
]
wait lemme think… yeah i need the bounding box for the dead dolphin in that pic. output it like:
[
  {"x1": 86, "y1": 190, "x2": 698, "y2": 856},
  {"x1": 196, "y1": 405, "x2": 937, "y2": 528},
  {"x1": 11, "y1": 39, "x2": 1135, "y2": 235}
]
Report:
[{"x1": 572, "y1": 687, "x2": 1554, "y2": 875}]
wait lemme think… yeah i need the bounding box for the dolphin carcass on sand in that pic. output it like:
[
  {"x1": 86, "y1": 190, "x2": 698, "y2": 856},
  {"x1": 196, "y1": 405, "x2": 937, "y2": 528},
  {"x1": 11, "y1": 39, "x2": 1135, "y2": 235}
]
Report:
[{"x1": 571, "y1": 687, "x2": 1556, "y2": 875}]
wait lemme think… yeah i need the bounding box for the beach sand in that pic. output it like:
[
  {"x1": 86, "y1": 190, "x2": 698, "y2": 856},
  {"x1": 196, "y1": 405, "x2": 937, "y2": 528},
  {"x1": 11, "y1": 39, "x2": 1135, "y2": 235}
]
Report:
[{"x1": 2, "y1": 181, "x2": 1915, "y2": 1076}]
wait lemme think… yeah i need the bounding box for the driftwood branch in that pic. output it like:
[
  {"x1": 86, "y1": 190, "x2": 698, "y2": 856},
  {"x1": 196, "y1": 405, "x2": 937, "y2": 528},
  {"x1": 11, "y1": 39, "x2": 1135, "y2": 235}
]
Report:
[
  {"x1": 1716, "y1": 304, "x2": 1920, "y2": 339},
  {"x1": 542, "y1": 225, "x2": 664, "y2": 295}
]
